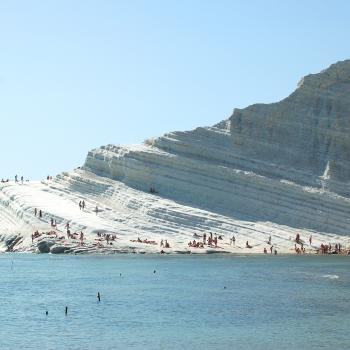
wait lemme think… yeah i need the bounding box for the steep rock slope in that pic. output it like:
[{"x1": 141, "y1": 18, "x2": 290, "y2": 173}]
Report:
[
  {"x1": 84, "y1": 60, "x2": 350, "y2": 236},
  {"x1": 1, "y1": 60, "x2": 350, "y2": 254}
]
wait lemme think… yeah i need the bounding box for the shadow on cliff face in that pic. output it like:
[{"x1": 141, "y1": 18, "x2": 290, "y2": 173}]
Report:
[{"x1": 143, "y1": 181, "x2": 350, "y2": 237}]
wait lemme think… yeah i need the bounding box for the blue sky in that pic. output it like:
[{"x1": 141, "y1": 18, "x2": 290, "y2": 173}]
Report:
[{"x1": 0, "y1": 0, "x2": 349, "y2": 179}]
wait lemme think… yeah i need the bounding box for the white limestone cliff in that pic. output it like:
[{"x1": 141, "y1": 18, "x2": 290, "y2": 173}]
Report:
[
  {"x1": 1, "y1": 60, "x2": 350, "y2": 254},
  {"x1": 84, "y1": 60, "x2": 350, "y2": 236}
]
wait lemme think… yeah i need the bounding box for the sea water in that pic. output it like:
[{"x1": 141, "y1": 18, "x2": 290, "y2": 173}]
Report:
[{"x1": 0, "y1": 254, "x2": 349, "y2": 350}]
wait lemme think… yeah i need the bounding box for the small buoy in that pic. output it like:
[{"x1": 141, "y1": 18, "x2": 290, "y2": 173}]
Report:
[
  {"x1": 65, "y1": 306, "x2": 68, "y2": 315},
  {"x1": 153, "y1": 270, "x2": 156, "y2": 274},
  {"x1": 45, "y1": 311, "x2": 48, "y2": 315}
]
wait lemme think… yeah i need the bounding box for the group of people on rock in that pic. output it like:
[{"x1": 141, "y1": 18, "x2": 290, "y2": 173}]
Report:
[
  {"x1": 62, "y1": 222, "x2": 80, "y2": 242},
  {"x1": 319, "y1": 242, "x2": 343, "y2": 254},
  {"x1": 66, "y1": 230, "x2": 84, "y2": 243},
  {"x1": 31, "y1": 230, "x2": 42, "y2": 242},
  {"x1": 130, "y1": 237, "x2": 158, "y2": 246},
  {"x1": 34, "y1": 208, "x2": 43, "y2": 218},
  {"x1": 293, "y1": 233, "x2": 309, "y2": 254},
  {"x1": 79, "y1": 200, "x2": 86, "y2": 210},
  {"x1": 188, "y1": 239, "x2": 204, "y2": 248},
  {"x1": 14, "y1": 175, "x2": 25, "y2": 184},
  {"x1": 160, "y1": 239, "x2": 170, "y2": 248},
  {"x1": 263, "y1": 246, "x2": 278, "y2": 254},
  {"x1": 294, "y1": 244, "x2": 306, "y2": 254},
  {"x1": 96, "y1": 232, "x2": 117, "y2": 244},
  {"x1": 293, "y1": 233, "x2": 346, "y2": 255},
  {"x1": 187, "y1": 233, "x2": 226, "y2": 248},
  {"x1": 50, "y1": 217, "x2": 58, "y2": 228},
  {"x1": 31, "y1": 230, "x2": 63, "y2": 243},
  {"x1": 1, "y1": 175, "x2": 50, "y2": 183}
]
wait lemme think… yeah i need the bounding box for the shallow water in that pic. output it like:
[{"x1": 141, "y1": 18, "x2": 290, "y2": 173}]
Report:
[{"x1": 0, "y1": 254, "x2": 349, "y2": 350}]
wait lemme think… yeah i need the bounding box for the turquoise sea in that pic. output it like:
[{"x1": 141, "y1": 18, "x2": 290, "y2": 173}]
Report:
[{"x1": 0, "y1": 254, "x2": 349, "y2": 350}]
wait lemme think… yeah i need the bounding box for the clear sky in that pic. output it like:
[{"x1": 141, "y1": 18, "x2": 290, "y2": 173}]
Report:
[{"x1": 0, "y1": 0, "x2": 349, "y2": 179}]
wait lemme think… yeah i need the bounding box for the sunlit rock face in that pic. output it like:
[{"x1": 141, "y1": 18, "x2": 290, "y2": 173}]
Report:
[
  {"x1": 84, "y1": 60, "x2": 350, "y2": 235},
  {"x1": 230, "y1": 60, "x2": 350, "y2": 191}
]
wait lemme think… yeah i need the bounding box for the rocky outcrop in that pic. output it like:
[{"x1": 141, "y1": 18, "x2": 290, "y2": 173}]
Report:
[
  {"x1": 37, "y1": 240, "x2": 55, "y2": 253},
  {"x1": 83, "y1": 60, "x2": 350, "y2": 236},
  {"x1": 50, "y1": 245, "x2": 71, "y2": 254}
]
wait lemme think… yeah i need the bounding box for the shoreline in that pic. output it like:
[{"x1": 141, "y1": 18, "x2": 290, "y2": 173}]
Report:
[
  {"x1": 1, "y1": 250, "x2": 349, "y2": 257},
  {"x1": 1, "y1": 233, "x2": 349, "y2": 256}
]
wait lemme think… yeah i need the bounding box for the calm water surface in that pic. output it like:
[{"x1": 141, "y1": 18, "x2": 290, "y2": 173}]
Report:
[{"x1": 0, "y1": 254, "x2": 349, "y2": 350}]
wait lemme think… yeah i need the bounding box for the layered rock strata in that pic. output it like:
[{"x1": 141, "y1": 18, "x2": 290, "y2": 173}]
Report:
[{"x1": 84, "y1": 60, "x2": 350, "y2": 236}]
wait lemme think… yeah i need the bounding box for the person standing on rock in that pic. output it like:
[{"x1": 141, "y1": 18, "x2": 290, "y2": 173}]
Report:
[
  {"x1": 15, "y1": 175, "x2": 18, "y2": 182},
  {"x1": 82, "y1": 200, "x2": 85, "y2": 210},
  {"x1": 34, "y1": 208, "x2": 37, "y2": 216},
  {"x1": 95, "y1": 206, "x2": 98, "y2": 215},
  {"x1": 309, "y1": 235, "x2": 312, "y2": 245},
  {"x1": 39, "y1": 210, "x2": 42, "y2": 218}
]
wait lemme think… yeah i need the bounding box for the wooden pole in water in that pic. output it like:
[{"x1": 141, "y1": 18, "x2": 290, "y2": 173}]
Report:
[
  {"x1": 97, "y1": 292, "x2": 101, "y2": 302},
  {"x1": 65, "y1": 306, "x2": 68, "y2": 315}
]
